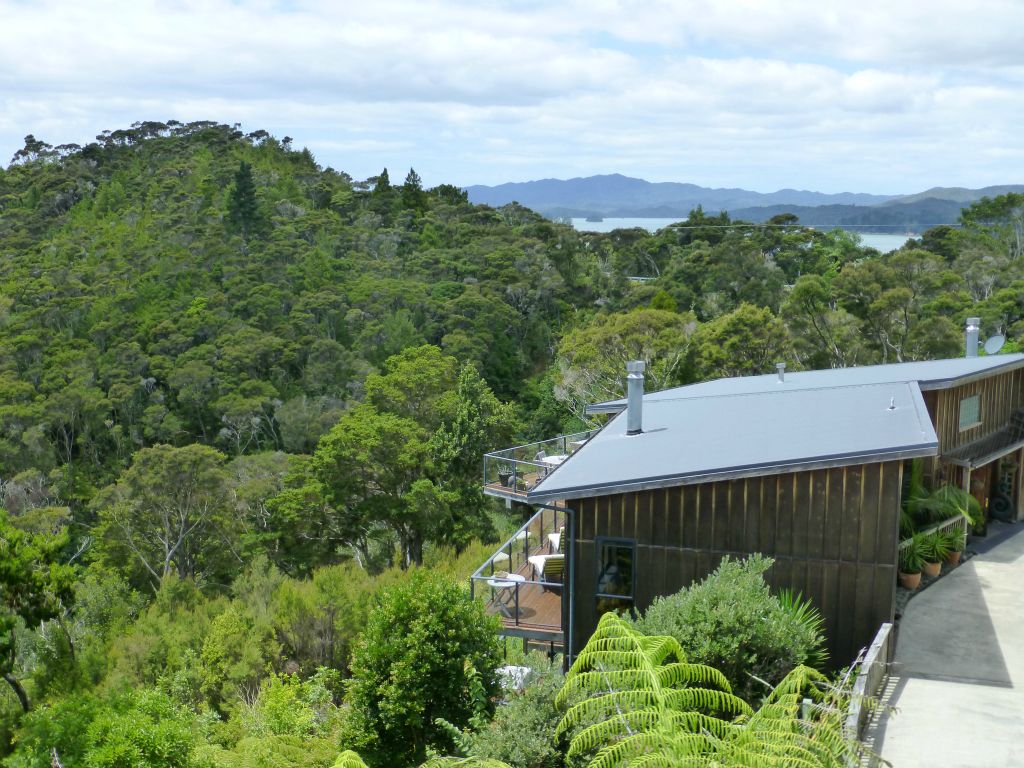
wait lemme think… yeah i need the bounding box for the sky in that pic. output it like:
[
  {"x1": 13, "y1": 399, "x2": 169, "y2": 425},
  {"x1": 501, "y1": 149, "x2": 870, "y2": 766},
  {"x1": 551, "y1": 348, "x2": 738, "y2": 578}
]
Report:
[{"x1": 1, "y1": 0, "x2": 1022, "y2": 193}]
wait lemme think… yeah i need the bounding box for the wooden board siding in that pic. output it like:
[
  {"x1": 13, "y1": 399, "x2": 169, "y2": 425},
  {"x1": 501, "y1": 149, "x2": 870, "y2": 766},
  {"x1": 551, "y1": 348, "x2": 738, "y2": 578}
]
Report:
[
  {"x1": 920, "y1": 371, "x2": 1023, "y2": 484},
  {"x1": 932, "y1": 370, "x2": 1023, "y2": 453},
  {"x1": 568, "y1": 460, "x2": 904, "y2": 668}
]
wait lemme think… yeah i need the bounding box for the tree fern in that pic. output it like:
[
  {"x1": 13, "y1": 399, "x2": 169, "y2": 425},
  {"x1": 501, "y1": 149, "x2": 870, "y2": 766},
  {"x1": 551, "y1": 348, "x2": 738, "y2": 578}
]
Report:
[
  {"x1": 556, "y1": 614, "x2": 868, "y2": 768},
  {"x1": 335, "y1": 752, "x2": 513, "y2": 768},
  {"x1": 419, "y1": 759, "x2": 514, "y2": 767},
  {"x1": 333, "y1": 751, "x2": 370, "y2": 768},
  {"x1": 555, "y1": 613, "x2": 751, "y2": 765}
]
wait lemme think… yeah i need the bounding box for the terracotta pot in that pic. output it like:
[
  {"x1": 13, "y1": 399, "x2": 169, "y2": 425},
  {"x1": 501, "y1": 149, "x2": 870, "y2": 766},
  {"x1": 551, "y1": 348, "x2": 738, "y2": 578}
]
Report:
[
  {"x1": 922, "y1": 560, "x2": 941, "y2": 578},
  {"x1": 945, "y1": 550, "x2": 962, "y2": 566},
  {"x1": 899, "y1": 571, "x2": 922, "y2": 590}
]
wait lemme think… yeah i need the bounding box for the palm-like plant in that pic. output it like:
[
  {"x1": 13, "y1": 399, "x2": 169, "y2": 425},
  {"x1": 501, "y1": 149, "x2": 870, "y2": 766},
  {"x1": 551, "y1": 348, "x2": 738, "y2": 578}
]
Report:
[
  {"x1": 919, "y1": 531, "x2": 951, "y2": 565},
  {"x1": 899, "y1": 532, "x2": 926, "y2": 574},
  {"x1": 777, "y1": 588, "x2": 829, "y2": 670},
  {"x1": 901, "y1": 460, "x2": 982, "y2": 533},
  {"x1": 938, "y1": 528, "x2": 966, "y2": 553},
  {"x1": 930, "y1": 484, "x2": 982, "y2": 528}
]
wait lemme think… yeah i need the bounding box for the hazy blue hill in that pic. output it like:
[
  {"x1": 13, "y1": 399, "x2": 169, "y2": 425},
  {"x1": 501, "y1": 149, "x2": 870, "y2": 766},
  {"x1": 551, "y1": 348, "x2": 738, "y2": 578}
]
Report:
[
  {"x1": 464, "y1": 174, "x2": 895, "y2": 216},
  {"x1": 465, "y1": 174, "x2": 1024, "y2": 229},
  {"x1": 730, "y1": 198, "x2": 967, "y2": 231},
  {"x1": 890, "y1": 185, "x2": 1024, "y2": 205}
]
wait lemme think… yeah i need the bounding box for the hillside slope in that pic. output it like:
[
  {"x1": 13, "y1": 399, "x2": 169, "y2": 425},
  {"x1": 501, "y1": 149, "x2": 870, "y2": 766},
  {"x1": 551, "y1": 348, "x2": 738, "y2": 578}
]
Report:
[{"x1": 0, "y1": 122, "x2": 595, "y2": 491}]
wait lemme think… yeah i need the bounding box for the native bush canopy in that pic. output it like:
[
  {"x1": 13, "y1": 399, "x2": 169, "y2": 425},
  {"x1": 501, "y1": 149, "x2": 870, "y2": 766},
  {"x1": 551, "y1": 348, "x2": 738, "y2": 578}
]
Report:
[{"x1": 0, "y1": 121, "x2": 1012, "y2": 765}]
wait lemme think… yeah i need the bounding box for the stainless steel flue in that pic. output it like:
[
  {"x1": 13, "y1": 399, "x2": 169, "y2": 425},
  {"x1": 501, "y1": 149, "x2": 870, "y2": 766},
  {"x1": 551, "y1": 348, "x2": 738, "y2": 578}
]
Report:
[
  {"x1": 626, "y1": 360, "x2": 645, "y2": 435},
  {"x1": 966, "y1": 317, "x2": 980, "y2": 358}
]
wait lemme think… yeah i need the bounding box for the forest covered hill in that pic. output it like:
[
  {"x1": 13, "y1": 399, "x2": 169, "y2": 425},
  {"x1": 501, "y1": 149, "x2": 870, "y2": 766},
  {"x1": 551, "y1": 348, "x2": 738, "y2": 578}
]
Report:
[{"x1": 1, "y1": 121, "x2": 1024, "y2": 767}]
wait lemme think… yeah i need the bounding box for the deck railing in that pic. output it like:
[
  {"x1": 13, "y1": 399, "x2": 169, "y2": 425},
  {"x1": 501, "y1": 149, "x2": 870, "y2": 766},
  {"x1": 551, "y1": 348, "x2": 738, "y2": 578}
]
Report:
[
  {"x1": 843, "y1": 622, "x2": 893, "y2": 760},
  {"x1": 470, "y1": 505, "x2": 568, "y2": 635},
  {"x1": 483, "y1": 429, "x2": 599, "y2": 498},
  {"x1": 898, "y1": 514, "x2": 969, "y2": 551}
]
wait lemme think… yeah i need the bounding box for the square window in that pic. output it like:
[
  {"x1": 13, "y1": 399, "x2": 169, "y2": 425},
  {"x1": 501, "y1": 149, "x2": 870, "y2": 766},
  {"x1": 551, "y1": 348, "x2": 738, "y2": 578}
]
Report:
[{"x1": 959, "y1": 395, "x2": 981, "y2": 431}]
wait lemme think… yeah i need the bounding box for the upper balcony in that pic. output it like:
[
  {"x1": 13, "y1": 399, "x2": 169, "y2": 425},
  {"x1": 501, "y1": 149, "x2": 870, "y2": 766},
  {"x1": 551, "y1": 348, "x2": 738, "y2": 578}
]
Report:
[{"x1": 483, "y1": 429, "x2": 600, "y2": 501}]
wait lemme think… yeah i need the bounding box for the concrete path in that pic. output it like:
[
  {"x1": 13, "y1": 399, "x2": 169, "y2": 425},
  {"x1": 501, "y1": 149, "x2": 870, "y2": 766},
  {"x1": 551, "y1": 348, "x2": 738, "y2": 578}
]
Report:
[{"x1": 876, "y1": 524, "x2": 1024, "y2": 767}]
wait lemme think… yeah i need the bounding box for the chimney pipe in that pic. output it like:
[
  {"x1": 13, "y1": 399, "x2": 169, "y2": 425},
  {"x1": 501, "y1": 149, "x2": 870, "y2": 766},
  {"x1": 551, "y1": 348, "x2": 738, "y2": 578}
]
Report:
[
  {"x1": 626, "y1": 360, "x2": 645, "y2": 435},
  {"x1": 965, "y1": 317, "x2": 980, "y2": 358},
  {"x1": 776, "y1": 362, "x2": 786, "y2": 383}
]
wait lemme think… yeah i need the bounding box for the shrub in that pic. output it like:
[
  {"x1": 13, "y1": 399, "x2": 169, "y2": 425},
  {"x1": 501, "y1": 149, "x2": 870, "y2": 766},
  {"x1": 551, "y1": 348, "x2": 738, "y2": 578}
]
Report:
[
  {"x1": 239, "y1": 669, "x2": 341, "y2": 739},
  {"x1": 346, "y1": 570, "x2": 501, "y2": 768},
  {"x1": 462, "y1": 654, "x2": 564, "y2": 768},
  {"x1": 6, "y1": 688, "x2": 199, "y2": 768},
  {"x1": 633, "y1": 555, "x2": 826, "y2": 703}
]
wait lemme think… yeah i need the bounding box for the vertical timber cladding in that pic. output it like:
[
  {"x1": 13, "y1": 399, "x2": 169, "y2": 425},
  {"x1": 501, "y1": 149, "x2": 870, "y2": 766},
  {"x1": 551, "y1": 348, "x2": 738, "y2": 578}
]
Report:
[
  {"x1": 569, "y1": 460, "x2": 904, "y2": 667},
  {"x1": 932, "y1": 369, "x2": 1024, "y2": 453}
]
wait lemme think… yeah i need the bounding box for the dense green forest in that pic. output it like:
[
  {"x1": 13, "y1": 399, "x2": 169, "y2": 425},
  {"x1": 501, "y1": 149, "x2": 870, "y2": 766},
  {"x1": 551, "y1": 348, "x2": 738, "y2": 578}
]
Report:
[{"x1": 1, "y1": 121, "x2": 1023, "y2": 766}]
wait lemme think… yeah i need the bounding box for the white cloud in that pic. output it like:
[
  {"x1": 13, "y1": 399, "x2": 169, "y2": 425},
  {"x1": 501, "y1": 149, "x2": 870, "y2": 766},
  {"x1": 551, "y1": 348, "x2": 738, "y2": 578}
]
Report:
[{"x1": 0, "y1": 0, "x2": 1021, "y2": 191}]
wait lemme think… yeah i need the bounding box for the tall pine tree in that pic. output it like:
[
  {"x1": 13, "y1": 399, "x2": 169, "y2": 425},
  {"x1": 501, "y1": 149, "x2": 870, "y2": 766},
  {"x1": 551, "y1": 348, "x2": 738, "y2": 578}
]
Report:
[{"x1": 227, "y1": 160, "x2": 260, "y2": 238}]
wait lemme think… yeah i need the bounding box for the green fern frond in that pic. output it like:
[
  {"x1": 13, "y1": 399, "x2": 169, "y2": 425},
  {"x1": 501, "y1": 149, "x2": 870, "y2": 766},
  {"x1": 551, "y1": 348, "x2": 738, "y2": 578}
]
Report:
[
  {"x1": 657, "y1": 661, "x2": 733, "y2": 692},
  {"x1": 556, "y1": 690, "x2": 661, "y2": 735},
  {"x1": 565, "y1": 709, "x2": 662, "y2": 756},
  {"x1": 627, "y1": 756, "x2": 708, "y2": 768},
  {"x1": 419, "y1": 759, "x2": 514, "y2": 768},
  {"x1": 765, "y1": 665, "x2": 830, "y2": 702},
  {"x1": 566, "y1": 648, "x2": 647, "y2": 676},
  {"x1": 664, "y1": 710, "x2": 737, "y2": 738},
  {"x1": 588, "y1": 731, "x2": 716, "y2": 768},
  {"x1": 637, "y1": 634, "x2": 688, "y2": 665},
  {"x1": 662, "y1": 687, "x2": 753, "y2": 717},
  {"x1": 333, "y1": 751, "x2": 370, "y2": 768},
  {"x1": 558, "y1": 669, "x2": 657, "y2": 702}
]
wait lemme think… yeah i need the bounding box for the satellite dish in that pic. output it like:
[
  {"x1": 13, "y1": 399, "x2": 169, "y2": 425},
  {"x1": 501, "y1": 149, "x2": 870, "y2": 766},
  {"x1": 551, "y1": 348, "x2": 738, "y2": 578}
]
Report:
[{"x1": 984, "y1": 335, "x2": 1006, "y2": 355}]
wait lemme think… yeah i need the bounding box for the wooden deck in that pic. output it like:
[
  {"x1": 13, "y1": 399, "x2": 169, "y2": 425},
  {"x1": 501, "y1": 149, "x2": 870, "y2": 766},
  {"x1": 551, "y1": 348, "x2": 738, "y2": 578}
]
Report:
[
  {"x1": 483, "y1": 481, "x2": 529, "y2": 501},
  {"x1": 483, "y1": 467, "x2": 548, "y2": 501},
  {"x1": 473, "y1": 503, "x2": 567, "y2": 645},
  {"x1": 482, "y1": 558, "x2": 563, "y2": 641}
]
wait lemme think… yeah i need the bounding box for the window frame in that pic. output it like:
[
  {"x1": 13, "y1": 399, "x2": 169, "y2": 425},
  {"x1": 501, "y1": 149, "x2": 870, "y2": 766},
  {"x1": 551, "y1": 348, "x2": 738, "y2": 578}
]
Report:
[
  {"x1": 595, "y1": 536, "x2": 636, "y2": 605},
  {"x1": 958, "y1": 394, "x2": 982, "y2": 432}
]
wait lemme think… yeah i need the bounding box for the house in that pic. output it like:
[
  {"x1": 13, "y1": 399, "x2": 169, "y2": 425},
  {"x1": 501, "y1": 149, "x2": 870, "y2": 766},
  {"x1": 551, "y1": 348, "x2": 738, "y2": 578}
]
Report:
[{"x1": 475, "y1": 320, "x2": 1024, "y2": 665}]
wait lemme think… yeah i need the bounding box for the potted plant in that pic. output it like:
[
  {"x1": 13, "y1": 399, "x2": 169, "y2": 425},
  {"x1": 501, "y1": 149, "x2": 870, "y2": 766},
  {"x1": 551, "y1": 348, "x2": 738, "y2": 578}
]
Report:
[
  {"x1": 496, "y1": 464, "x2": 513, "y2": 487},
  {"x1": 899, "y1": 533, "x2": 925, "y2": 590},
  {"x1": 938, "y1": 528, "x2": 966, "y2": 566},
  {"x1": 919, "y1": 532, "x2": 950, "y2": 578}
]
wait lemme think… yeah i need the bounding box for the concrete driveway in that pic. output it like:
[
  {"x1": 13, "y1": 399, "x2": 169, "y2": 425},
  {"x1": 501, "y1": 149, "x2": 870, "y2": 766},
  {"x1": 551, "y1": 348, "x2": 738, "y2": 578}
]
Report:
[{"x1": 876, "y1": 524, "x2": 1024, "y2": 767}]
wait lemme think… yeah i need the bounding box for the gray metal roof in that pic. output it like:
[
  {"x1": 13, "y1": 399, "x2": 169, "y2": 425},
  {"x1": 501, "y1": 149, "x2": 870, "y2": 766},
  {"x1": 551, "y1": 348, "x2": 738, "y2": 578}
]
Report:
[
  {"x1": 586, "y1": 354, "x2": 1024, "y2": 414},
  {"x1": 529, "y1": 381, "x2": 938, "y2": 503}
]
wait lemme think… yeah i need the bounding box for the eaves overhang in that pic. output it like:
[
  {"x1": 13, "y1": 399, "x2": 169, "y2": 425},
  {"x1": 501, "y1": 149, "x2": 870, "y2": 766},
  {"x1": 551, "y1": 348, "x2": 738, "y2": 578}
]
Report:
[
  {"x1": 526, "y1": 442, "x2": 937, "y2": 504},
  {"x1": 916, "y1": 356, "x2": 1024, "y2": 391}
]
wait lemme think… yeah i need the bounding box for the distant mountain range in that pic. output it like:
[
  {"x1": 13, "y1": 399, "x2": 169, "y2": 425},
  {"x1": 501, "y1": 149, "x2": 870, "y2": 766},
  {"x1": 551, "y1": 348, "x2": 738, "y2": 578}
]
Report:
[{"x1": 463, "y1": 175, "x2": 1024, "y2": 231}]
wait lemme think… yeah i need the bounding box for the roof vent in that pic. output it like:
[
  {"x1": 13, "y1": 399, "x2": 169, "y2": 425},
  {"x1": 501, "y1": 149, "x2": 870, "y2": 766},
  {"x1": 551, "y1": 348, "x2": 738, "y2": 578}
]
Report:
[
  {"x1": 776, "y1": 362, "x2": 786, "y2": 383},
  {"x1": 626, "y1": 360, "x2": 645, "y2": 435},
  {"x1": 965, "y1": 317, "x2": 980, "y2": 358}
]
